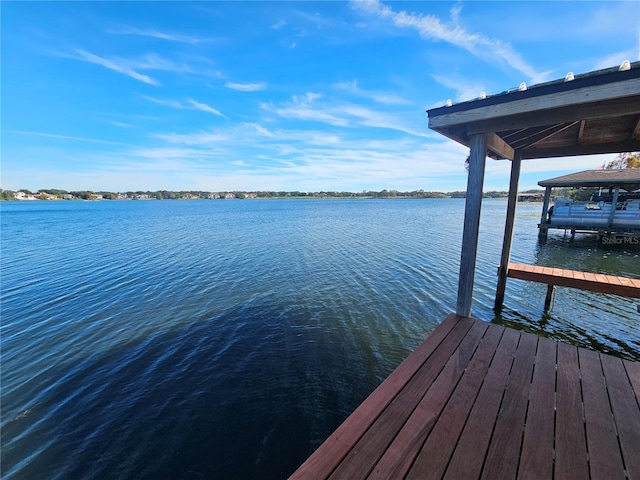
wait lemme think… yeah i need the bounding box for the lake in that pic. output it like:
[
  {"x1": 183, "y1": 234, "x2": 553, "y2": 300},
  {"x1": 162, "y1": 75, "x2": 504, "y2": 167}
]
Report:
[{"x1": 1, "y1": 199, "x2": 638, "y2": 479}]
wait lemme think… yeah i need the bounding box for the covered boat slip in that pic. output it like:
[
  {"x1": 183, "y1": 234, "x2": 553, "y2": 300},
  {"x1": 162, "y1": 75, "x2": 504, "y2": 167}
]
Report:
[
  {"x1": 537, "y1": 169, "x2": 640, "y2": 240},
  {"x1": 291, "y1": 63, "x2": 640, "y2": 479},
  {"x1": 290, "y1": 314, "x2": 640, "y2": 480}
]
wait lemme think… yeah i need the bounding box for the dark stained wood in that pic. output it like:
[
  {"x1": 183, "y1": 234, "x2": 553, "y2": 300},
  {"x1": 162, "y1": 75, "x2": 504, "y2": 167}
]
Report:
[
  {"x1": 480, "y1": 331, "x2": 538, "y2": 480},
  {"x1": 625, "y1": 359, "x2": 640, "y2": 403},
  {"x1": 601, "y1": 354, "x2": 640, "y2": 479},
  {"x1": 289, "y1": 315, "x2": 640, "y2": 480},
  {"x1": 405, "y1": 324, "x2": 505, "y2": 480},
  {"x1": 441, "y1": 326, "x2": 521, "y2": 480},
  {"x1": 518, "y1": 336, "x2": 556, "y2": 480},
  {"x1": 579, "y1": 348, "x2": 626, "y2": 480},
  {"x1": 507, "y1": 262, "x2": 640, "y2": 299},
  {"x1": 555, "y1": 342, "x2": 589, "y2": 480}
]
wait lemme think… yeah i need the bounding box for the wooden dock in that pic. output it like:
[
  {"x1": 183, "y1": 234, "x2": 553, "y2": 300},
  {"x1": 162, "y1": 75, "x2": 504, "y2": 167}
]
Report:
[
  {"x1": 290, "y1": 314, "x2": 640, "y2": 480},
  {"x1": 507, "y1": 262, "x2": 640, "y2": 299}
]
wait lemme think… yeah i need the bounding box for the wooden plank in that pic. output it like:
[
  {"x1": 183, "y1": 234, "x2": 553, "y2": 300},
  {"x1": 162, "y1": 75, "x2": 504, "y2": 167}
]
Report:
[
  {"x1": 428, "y1": 79, "x2": 640, "y2": 131},
  {"x1": 405, "y1": 324, "x2": 505, "y2": 480},
  {"x1": 555, "y1": 342, "x2": 589, "y2": 480},
  {"x1": 442, "y1": 327, "x2": 521, "y2": 480},
  {"x1": 518, "y1": 336, "x2": 557, "y2": 480},
  {"x1": 367, "y1": 321, "x2": 490, "y2": 479},
  {"x1": 624, "y1": 359, "x2": 640, "y2": 403},
  {"x1": 456, "y1": 133, "x2": 487, "y2": 317},
  {"x1": 327, "y1": 317, "x2": 475, "y2": 479},
  {"x1": 579, "y1": 348, "x2": 626, "y2": 480},
  {"x1": 555, "y1": 345, "x2": 589, "y2": 472},
  {"x1": 288, "y1": 313, "x2": 464, "y2": 479},
  {"x1": 507, "y1": 262, "x2": 640, "y2": 298},
  {"x1": 480, "y1": 332, "x2": 538, "y2": 480},
  {"x1": 601, "y1": 354, "x2": 640, "y2": 479}
]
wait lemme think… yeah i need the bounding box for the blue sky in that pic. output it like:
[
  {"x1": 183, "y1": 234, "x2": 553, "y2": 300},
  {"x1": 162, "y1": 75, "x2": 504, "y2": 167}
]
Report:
[{"x1": 2, "y1": 1, "x2": 639, "y2": 193}]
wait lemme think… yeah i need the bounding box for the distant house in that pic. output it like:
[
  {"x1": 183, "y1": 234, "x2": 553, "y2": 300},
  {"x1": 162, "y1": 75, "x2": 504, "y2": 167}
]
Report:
[
  {"x1": 14, "y1": 192, "x2": 38, "y2": 200},
  {"x1": 517, "y1": 193, "x2": 545, "y2": 202},
  {"x1": 37, "y1": 192, "x2": 57, "y2": 200}
]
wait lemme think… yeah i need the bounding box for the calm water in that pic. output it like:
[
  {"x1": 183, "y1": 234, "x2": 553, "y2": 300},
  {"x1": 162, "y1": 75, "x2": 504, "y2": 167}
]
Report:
[{"x1": 1, "y1": 199, "x2": 639, "y2": 479}]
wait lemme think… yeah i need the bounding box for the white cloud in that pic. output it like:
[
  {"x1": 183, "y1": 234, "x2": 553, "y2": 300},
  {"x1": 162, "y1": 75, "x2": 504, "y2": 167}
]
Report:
[
  {"x1": 187, "y1": 99, "x2": 226, "y2": 117},
  {"x1": 74, "y1": 49, "x2": 159, "y2": 85},
  {"x1": 108, "y1": 26, "x2": 204, "y2": 44},
  {"x1": 224, "y1": 82, "x2": 267, "y2": 92},
  {"x1": 264, "y1": 92, "x2": 430, "y2": 137},
  {"x1": 12, "y1": 130, "x2": 128, "y2": 145},
  {"x1": 333, "y1": 79, "x2": 411, "y2": 105},
  {"x1": 431, "y1": 74, "x2": 486, "y2": 103},
  {"x1": 152, "y1": 130, "x2": 228, "y2": 146},
  {"x1": 592, "y1": 50, "x2": 638, "y2": 71},
  {"x1": 104, "y1": 119, "x2": 134, "y2": 128},
  {"x1": 265, "y1": 92, "x2": 350, "y2": 126},
  {"x1": 352, "y1": 0, "x2": 551, "y2": 83},
  {"x1": 141, "y1": 95, "x2": 225, "y2": 117}
]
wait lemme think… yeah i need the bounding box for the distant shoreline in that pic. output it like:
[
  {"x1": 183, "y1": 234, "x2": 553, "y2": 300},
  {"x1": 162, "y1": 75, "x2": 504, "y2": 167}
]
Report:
[{"x1": 1, "y1": 189, "x2": 525, "y2": 201}]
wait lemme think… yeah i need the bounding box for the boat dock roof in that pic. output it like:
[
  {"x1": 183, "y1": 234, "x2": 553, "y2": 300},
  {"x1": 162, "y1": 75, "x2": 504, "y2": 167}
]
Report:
[{"x1": 538, "y1": 169, "x2": 640, "y2": 190}]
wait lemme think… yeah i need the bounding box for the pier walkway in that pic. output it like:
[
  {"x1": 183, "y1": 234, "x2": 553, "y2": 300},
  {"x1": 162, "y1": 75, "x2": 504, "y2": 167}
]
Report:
[{"x1": 290, "y1": 314, "x2": 640, "y2": 480}]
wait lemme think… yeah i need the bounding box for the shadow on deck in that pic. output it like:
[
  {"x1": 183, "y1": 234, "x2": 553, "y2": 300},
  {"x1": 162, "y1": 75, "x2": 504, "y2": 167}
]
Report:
[{"x1": 290, "y1": 314, "x2": 640, "y2": 479}]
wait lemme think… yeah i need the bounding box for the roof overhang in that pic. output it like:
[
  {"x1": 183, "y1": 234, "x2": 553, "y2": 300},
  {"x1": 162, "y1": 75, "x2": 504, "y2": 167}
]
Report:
[
  {"x1": 427, "y1": 62, "x2": 640, "y2": 160},
  {"x1": 538, "y1": 169, "x2": 640, "y2": 191}
]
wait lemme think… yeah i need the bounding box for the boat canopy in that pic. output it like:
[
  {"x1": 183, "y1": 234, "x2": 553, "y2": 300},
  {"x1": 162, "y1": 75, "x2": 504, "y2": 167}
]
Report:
[{"x1": 538, "y1": 169, "x2": 640, "y2": 192}]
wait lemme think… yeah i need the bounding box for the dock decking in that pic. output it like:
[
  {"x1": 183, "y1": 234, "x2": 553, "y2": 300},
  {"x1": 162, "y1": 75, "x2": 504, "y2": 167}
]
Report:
[{"x1": 290, "y1": 314, "x2": 640, "y2": 479}]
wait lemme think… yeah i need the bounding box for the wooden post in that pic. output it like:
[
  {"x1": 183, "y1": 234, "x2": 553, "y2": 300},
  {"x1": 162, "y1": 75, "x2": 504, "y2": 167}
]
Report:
[
  {"x1": 607, "y1": 185, "x2": 620, "y2": 230},
  {"x1": 495, "y1": 151, "x2": 522, "y2": 310},
  {"x1": 544, "y1": 284, "x2": 555, "y2": 312},
  {"x1": 538, "y1": 186, "x2": 552, "y2": 243},
  {"x1": 456, "y1": 133, "x2": 487, "y2": 317}
]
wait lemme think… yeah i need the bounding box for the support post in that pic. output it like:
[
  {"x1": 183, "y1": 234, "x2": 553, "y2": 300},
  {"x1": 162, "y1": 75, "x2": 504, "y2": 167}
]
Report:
[
  {"x1": 495, "y1": 150, "x2": 522, "y2": 310},
  {"x1": 538, "y1": 186, "x2": 552, "y2": 243},
  {"x1": 607, "y1": 185, "x2": 620, "y2": 230},
  {"x1": 544, "y1": 284, "x2": 555, "y2": 312},
  {"x1": 456, "y1": 133, "x2": 487, "y2": 317}
]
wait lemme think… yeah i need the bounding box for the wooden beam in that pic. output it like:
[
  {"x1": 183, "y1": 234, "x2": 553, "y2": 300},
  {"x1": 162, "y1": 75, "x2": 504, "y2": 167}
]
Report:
[
  {"x1": 633, "y1": 115, "x2": 640, "y2": 140},
  {"x1": 578, "y1": 120, "x2": 586, "y2": 143},
  {"x1": 486, "y1": 132, "x2": 514, "y2": 160},
  {"x1": 521, "y1": 139, "x2": 640, "y2": 159},
  {"x1": 507, "y1": 262, "x2": 640, "y2": 299},
  {"x1": 457, "y1": 133, "x2": 487, "y2": 317},
  {"x1": 464, "y1": 95, "x2": 640, "y2": 136},
  {"x1": 511, "y1": 122, "x2": 579, "y2": 150},
  {"x1": 495, "y1": 151, "x2": 522, "y2": 310},
  {"x1": 429, "y1": 78, "x2": 640, "y2": 131}
]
